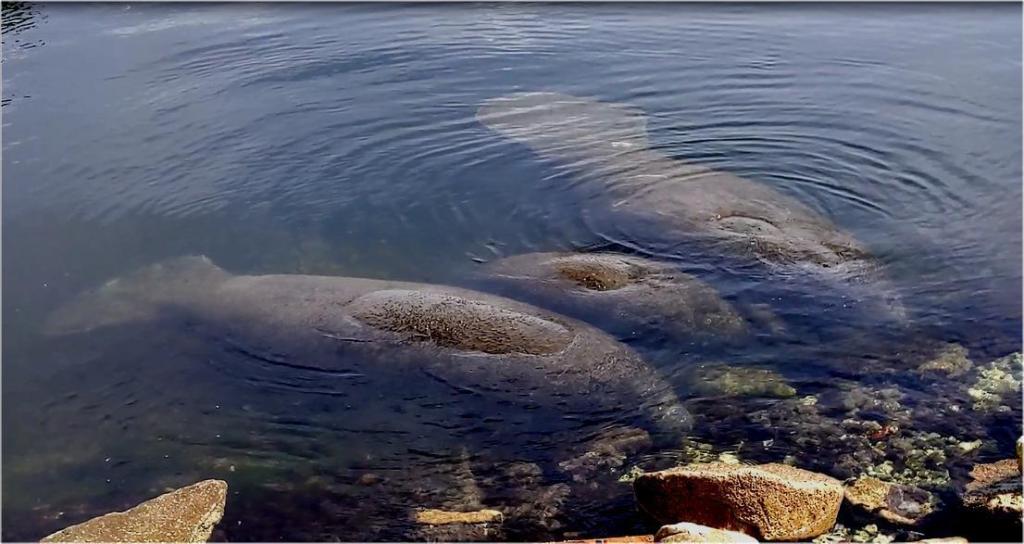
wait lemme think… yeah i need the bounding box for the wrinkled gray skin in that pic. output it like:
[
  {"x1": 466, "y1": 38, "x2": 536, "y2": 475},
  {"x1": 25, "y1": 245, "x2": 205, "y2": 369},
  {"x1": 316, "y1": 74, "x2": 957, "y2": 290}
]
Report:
[
  {"x1": 479, "y1": 251, "x2": 748, "y2": 341},
  {"x1": 44, "y1": 256, "x2": 691, "y2": 437},
  {"x1": 476, "y1": 92, "x2": 907, "y2": 322}
]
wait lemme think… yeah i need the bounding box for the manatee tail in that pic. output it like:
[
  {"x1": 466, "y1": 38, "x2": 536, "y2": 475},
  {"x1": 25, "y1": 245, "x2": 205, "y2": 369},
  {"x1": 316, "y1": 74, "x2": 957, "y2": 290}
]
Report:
[
  {"x1": 476, "y1": 92, "x2": 651, "y2": 165},
  {"x1": 43, "y1": 255, "x2": 229, "y2": 335}
]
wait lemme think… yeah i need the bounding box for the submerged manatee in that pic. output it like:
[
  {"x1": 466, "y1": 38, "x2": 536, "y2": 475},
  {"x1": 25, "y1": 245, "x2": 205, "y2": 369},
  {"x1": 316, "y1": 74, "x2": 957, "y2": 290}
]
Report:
[
  {"x1": 476, "y1": 92, "x2": 906, "y2": 321},
  {"x1": 479, "y1": 251, "x2": 747, "y2": 341},
  {"x1": 45, "y1": 256, "x2": 691, "y2": 437}
]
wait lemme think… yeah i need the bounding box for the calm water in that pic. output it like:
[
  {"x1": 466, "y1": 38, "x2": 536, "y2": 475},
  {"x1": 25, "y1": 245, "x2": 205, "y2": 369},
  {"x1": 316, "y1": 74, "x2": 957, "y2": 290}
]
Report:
[{"x1": 3, "y1": 3, "x2": 1022, "y2": 541}]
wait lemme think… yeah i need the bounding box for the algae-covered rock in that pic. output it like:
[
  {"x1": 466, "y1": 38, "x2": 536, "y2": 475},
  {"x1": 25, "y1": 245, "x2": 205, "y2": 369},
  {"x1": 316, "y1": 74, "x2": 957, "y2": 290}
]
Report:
[
  {"x1": 41, "y1": 479, "x2": 227, "y2": 543},
  {"x1": 918, "y1": 343, "x2": 973, "y2": 377},
  {"x1": 691, "y1": 364, "x2": 796, "y2": 399},
  {"x1": 633, "y1": 463, "x2": 843, "y2": 541},
  {"x1": 812, "y1": 523, "x2": 896, "y2": 544},
  {"x1": 967, "y1": 353, "x2": 1022, "y2": 413},
  {"x1": 843, "y1": 476, "x2": 934, "y2": 526},
  {"x1": 558, "y1": 426, "x2": 652, "y2": 482},
  {"x1": 655, "y1": 522, "x2": 758, "y2": 543}
]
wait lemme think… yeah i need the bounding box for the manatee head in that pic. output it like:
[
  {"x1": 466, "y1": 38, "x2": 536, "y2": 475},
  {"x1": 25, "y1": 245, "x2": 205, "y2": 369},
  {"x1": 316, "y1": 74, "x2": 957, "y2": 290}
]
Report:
[{"x1": 43, "y1": 255, "x2": 230, "y2": 335}]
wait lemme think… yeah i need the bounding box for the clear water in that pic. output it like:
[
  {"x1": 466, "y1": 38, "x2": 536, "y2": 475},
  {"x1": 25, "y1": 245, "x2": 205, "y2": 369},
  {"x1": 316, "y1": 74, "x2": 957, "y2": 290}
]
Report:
[{"x1": 3, "y1": 3, "x2": 1021, "y2": 541}]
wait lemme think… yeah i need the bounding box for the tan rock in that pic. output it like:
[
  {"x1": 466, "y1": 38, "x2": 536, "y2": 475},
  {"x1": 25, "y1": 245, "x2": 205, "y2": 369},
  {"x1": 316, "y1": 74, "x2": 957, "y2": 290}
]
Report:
[
  {"x1": 655, "y1": 522, "x2": 758, "y2": 543},
  {"x1": 962, "y1": 459, "x2": 1022, "y2": 521},
  {"x1": 917, "y1": 538, "x2": 969, "y2": 544},
  {"x1": 558, "y1": 536, "x2": 654, "y2": 544},
  {"x1": 42, "y1": 479, "x2": 227, "y2": 543},
  {"x1": 633, "y1": 463, "x2": 843, "y2": 541},
  {"x1": 843, "y1": 476, "x2": 934, "y2": 526},
  {"x1": 415, "y1": 508, "x2": 503, "y2": 525}
]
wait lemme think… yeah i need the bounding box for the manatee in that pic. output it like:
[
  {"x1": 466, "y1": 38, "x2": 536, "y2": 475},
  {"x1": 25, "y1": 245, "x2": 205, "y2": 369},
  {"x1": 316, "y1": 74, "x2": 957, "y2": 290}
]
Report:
[
  {"x1": 476, "y1": 92, "x2": 907, "y2": 322},
  {"x1": 477, "y1": 251, "x2": 747, "y2": 341},
  {"x1": 44, "y1": 256, "x2": 691, "y2": 437}
]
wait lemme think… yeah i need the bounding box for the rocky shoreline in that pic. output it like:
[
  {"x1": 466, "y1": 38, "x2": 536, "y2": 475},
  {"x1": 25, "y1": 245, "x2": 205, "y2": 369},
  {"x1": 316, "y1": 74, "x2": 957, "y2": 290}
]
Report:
[{"x1": 40, "y1": 433, "x2": 1022, "y2": 543}]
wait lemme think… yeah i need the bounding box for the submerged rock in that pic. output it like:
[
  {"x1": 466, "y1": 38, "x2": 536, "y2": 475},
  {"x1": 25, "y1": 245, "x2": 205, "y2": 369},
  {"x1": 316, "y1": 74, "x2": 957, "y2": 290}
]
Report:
[
  {"x1": 480, "y1": 251, "x2": 747, "y2": 340},
  {"x1": 558, "y1": 426, "x2": 653, "y2": 482},
  {"x1": 918, "y1": 343, "x2": 973, "y2": 377},
  {"x1": 967, "y1": 352, "x2": 1022, "y2": 413},
  {"x1": 633, "y1": 463, "x2": 843, "y2": 541},
  {"x1": 41, "y1": 479, "x2": 227, "y2": 543},
  {"x1": 690, "y1": 364, "x2": 796, "y2": 399},
  {"x1": 413, "y1": 509, "x2": 504, "y2": 541},
  {"x1": 843, "y1": 476, "x2": 934, "y2": 527},
  {"x1": 415, "y1": 508, "x2": 503, "y2": 525},
  {"x1": 655, "y1": 522, "x2": 758, "y2": 543}
]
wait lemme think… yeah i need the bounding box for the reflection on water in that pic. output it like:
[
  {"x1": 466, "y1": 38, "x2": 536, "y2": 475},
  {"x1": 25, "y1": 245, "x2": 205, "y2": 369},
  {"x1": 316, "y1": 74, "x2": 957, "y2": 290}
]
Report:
[{"x1": 2, "y1": 3, "x2": 1021, "y2": 542}]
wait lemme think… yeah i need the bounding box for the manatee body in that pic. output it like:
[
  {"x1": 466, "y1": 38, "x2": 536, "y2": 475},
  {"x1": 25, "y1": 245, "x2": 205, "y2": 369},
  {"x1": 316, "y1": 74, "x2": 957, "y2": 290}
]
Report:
[
  {"x1": 45, "y1": 256, "x2": 691, "y2": 437},
  {"x1": 478, "y1": 251, "x2": 747, "y2": 341},
  {"x1": 476, "y1": 92, "x2": 906, "y2": 321}
]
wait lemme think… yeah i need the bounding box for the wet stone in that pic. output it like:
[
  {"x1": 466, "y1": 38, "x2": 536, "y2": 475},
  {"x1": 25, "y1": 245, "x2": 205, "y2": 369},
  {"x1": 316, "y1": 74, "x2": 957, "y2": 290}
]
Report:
[
  {"x1": 918, "y1": 343, "x2": 973, "y2": 377},
  {"x1": 690, "y1": 364, "x2": 796, "y2": 399},
  {"x1": 655, "y1": 522, "x2": 758, "y2": 543},
  {"x1": 41, "y1": 480, "x2": 227, "y2": 543},
  {"x1": 633, "y1": 463, "x2": 843, "y2": 541},
  {"x1": 843, "y1": 476, "x2": 934, "y2": 527}
]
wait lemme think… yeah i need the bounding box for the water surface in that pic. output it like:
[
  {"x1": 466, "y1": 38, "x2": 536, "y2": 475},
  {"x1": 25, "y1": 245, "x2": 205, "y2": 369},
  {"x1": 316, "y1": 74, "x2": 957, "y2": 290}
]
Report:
[{"x1": 3, "y1": 3, "x2": 1021, "y2": 541}]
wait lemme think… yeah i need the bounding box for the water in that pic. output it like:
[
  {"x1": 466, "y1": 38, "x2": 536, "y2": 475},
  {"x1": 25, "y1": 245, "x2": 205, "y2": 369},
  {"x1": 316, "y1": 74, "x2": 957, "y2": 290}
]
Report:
[{"x1": 2, "y1": 3, "x2": 1021, "y2": 541}]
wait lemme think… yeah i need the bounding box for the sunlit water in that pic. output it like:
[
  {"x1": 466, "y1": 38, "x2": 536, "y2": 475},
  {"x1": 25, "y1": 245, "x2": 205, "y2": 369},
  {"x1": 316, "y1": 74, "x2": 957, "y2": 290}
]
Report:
[{"x1": 3, "y1": 3, "x2": 1021, "y2": 541}]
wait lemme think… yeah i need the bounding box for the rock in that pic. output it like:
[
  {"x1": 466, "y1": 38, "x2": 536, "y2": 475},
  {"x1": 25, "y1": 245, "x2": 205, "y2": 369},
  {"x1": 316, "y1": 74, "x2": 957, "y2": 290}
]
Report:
[
  {"x1": 558, "y1": 426, "x2": 652, "y2": 482},
  {"x1": 42, "y1": 479, "x2": 227, "y2": 543},
  {"x1": 558, "y1": 536, "x2": 653, "y2": 544},
  {"x1": 415, "y1": 508, "x2": 503, "y2": 525},
  {"x1": 916, "y1": 538, "x2": 969, "y2": 544},
  {"x1": 961, "y1": 459, "x2": 1022, "y2": 522},
  {"x1": 633, "y1": 463, "x2": 843, "y2": 541},
  {"x1": 918, "y1": 343, "x2": 973, "y2": 377},
  {"x1": 966, "y1": 352, "x2": 1021, "y2": 413},
  {"x1": 843, "y1": 476, "x2": 934, "y2": 526},
  {"x1": 691, "y1": 364, "x2": 796, "y2": 399},
  {"x1": 413, "y1": 508, "x2": 504, "y2": 542},
  {"x1": 655, "y1": 522, "x2": 758, "y2": 543}
]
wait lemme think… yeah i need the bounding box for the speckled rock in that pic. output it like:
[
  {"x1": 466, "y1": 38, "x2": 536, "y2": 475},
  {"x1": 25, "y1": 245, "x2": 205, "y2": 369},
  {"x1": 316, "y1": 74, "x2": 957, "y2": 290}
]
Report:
[
  {"x1": 917, "y1": 538, "x2": 968, "y2": 544},
  {"x1": 558, "y1": 536, "x2": 654, "y2": 544},
  {"x1": 413, "y1": 508, "x2": 504, "y2": 541},
  {"x1": 41, "y1": 479, "x2": 227, "y2": 543},
  {"x1": 961, "y1": 459, "x2": 1022, "y2": 525},
  {"x1": 918, "y1": 343, "x2": 973, "y2": 377},
  {"x1": 633, "y1": 463, "x2": 843, "y2": 541},
  {"x1": 843, "y1": 476, "x2": 934, "y2": 526},
  {"x1": 415, "y1": 508, "x2": 503, "y2": 525},
  {"x1": 690, "y1": 364, "x2": 796, "y2": 399},
  {"x1": 966, "y1": 352, "x2": 1021, "y2": 413},
  {"x1": 655, "y1": 522, "x2": 758, "y2": 543}
]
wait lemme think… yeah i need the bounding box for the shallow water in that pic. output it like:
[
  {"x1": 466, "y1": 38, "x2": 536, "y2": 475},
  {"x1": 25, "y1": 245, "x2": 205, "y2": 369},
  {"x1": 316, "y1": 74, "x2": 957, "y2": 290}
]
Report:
[{"x1": 2, "y1": 3, "x2": 1021, "y2": 541}]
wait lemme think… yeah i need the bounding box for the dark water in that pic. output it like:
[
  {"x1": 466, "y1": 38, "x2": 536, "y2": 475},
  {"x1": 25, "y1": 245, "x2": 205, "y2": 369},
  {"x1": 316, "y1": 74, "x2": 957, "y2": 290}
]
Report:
[{"x1": 3, "y1": 3, "x2": 1021, "y2": 542}]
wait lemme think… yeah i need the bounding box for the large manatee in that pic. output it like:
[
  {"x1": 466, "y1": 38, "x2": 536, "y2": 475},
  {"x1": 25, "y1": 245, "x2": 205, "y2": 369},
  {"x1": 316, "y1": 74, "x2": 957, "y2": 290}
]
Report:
[
  {"x1": 477, "y1": 251, "x2": 748, "y2": 341},
  {"x1": 45, "y1": 256, "x2": 690, "y2": 437},
  {"x1": 476, "y1": 92, "x2": 907, "y2": 321}
]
